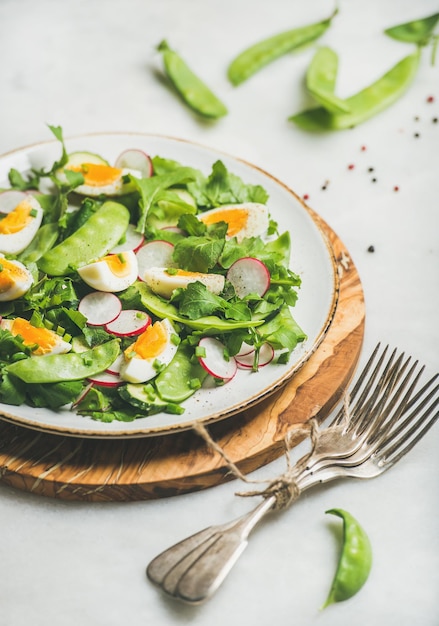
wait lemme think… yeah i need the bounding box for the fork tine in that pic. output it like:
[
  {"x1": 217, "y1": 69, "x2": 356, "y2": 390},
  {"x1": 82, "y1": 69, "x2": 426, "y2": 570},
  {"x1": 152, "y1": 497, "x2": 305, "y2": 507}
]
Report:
[{"x1": 369, "y1": 375, "x2": 439, "y2": 462}]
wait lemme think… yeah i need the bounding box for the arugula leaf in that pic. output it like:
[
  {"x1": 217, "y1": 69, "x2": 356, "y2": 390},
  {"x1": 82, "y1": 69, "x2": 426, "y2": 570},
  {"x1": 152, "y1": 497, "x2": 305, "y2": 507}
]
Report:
[
  {"x1": 0, "y1": 371, "x2": 27, "y2": 405},
  {"x1": 257, "y1": 305, "x2": 306, "y2": 358},
  {"x1": 8, "y1": 168, "x2": 40, "y2": 191},
  {"x1": 188, "y1": 160, "x2": 269, "y2": 208},
  {"x1": 131, "y1": 167, "x2": 197, "y2": 233},
  {"x1": 173, "y1": 232, "x2": 226, "y2": 273},
  {"x1": 25, "y1": 276, "x2": 79, "y2": 311},
  {"x1": 27, "y1": 380, "x2": 84, "y2": 409},
  {"x1": 175, "y1": 282, "x2": 251, "y2": 321}
]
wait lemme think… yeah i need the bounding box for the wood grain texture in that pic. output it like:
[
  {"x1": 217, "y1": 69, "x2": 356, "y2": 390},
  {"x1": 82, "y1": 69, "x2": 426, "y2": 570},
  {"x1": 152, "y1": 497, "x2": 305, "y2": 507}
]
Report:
[{"x1": 0, "y1": 213, "x2": 365, "y2": 501}]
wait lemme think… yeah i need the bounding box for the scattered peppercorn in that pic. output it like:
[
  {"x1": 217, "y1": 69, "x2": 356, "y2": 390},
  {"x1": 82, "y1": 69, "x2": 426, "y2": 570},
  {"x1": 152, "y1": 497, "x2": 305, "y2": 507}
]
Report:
[
  {"x1": 433, "y1": 118, "x2": 438, "y2": 124},
  {"x1": 393, "y1": 186, "x2": 399, "y2": 192},
  {"x1": 414, "y1": 116, "x2": 420, "y2": 121},
  {"x1": 348, "y1": 164, "x2": 355, "y2": 170},
  {"x1": 427, "y1": 95, "x2": 435, "y2": 103},
  {"x1": 414, "y1": 132, "x2": 420, "y2": 138},
  {"x1": 303, "y1": 194, "x2": 309, "y2": 200},
  {"x1": 371, "y1": 178, "x2": 377, "y2": 183},
  {"x1": 361, "y1": 145, "x2": 367, "y2": 151},
  {"x1": 368, "y1": 167, "x2": 374, "y2": 172},
  {"x1": 367, "y1": 245, "x2": 375, "y2": 253}
]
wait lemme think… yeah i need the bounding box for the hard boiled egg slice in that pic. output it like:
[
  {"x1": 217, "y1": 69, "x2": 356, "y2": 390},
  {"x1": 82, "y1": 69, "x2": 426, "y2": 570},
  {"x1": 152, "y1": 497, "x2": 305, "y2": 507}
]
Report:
[
  {"x1": 1, "y1": 317, "x2": 71, "y2": 355},
  {"x1": 143, "y1": 267, "x2": 225, "y2": 299},
  {"x1": 0, "y1": 195, "x2": 43, "y2": 254},
  {"x1": 0, "y1": 257, "x2": 33, "y2": 301},
  {"x1": 64, "y1": 161, "x2": 141, "y2": 197},
  {"x1": 198, "y1": 203, "x2": 269, "y2": 243},
  {"x1": 120, "y1": 318, "x2": 178, "y2": 384},
  {"x1": 78, "y1": 250, "x2": 138, "y2": 292}
]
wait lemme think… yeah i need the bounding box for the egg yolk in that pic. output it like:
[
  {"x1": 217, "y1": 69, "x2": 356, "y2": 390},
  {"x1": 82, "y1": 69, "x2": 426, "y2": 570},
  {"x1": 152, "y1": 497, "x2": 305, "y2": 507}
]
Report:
[
  {"x1": 125, "y1": 321, "x2": 168, "y2": 360},
  {"x1": 199, "y1": 208, "x2": 248, "y2": 237},
  {"x1": 0, "y1": 259, "x2": 30, "y2": 294},
  {"x1": 69, "y1": 163, "x2": 123, "y2": 187},
  {"x1": 167, "y1": 269, "x2": 203, "y2": 278},
  {"x1": 0, "y1": 201, "x2": 34, "y2": 234},
  {"x1": 102, "y1": 254, "x2": 133, "y2": 277},
  {"x1": 6, "y1": 317, "x2": 61, "y2": 355}
]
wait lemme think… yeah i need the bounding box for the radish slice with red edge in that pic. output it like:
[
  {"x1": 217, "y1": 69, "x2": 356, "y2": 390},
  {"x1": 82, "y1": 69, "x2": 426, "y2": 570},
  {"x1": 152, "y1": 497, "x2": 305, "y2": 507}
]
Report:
[
  {"x1": 110, "y1": 224, "x2": 144, "y2": 254},
  {"x1": 106, "y1": 353, "x2": 125, "y2": 375},
  {"x1": 235, "y1": 343, "x2": 274, "y2": 369},
  {"x1": 78, "y1": 292, "x2": 122, "y2": 326},
  {"x1": 114, "y1": 149, "x2": 153, "y2": 178},
  {"x1": 88, "y1": 371, "x2": 123, "y2": 387},
  {"x1": 71, "y1": 382, "x2": 93, "y2": 409},
  {"x1": 236, "y1": 342, "x2": 255, "y2": 357},
  {"x1": 136, "y1": 240, "x2": 175, "y2": 279},
  {"x1": 198, "y1": 337, "x2": 237, "y2": 381},
  {"x1": 0, "y1": 190, "x2": 28, "y2": 214},
  {"x1": 227, "y1": 257, "x2": 270, "y2": 299},
  {"x1": 104, "y1": 309, "x2": 151, "y2": 337}
]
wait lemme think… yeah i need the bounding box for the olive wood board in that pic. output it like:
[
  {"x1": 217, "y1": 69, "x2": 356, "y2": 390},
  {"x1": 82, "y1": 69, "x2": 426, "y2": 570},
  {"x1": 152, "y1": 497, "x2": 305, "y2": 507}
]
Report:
[{"x1": 0, "y1": 212, "x2": 365, "y2": 501}]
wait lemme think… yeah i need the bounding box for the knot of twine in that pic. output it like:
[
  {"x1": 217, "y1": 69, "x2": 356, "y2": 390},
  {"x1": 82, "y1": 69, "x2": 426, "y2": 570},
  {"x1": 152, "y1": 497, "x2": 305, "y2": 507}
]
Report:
[{"x1": 192, "y1": 416, "x2": 321, "y2": 512}]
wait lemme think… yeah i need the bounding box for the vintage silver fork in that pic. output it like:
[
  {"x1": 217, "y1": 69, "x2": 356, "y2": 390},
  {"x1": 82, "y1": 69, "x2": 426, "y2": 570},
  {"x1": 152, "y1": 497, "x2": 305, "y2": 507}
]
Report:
[{"x1": 147, "y1": 344, "x2": 438, "y2": 604}]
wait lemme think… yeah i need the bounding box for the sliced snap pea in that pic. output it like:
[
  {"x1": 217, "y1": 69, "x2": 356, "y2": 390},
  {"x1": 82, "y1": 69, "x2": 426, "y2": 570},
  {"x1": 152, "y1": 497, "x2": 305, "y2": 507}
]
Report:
[
  {"x1": 306, "y1": 47, "x2": 350, "y2": 114},
  {"x1": 6, "y1": 339, "x2": 120, "y2": 383},
  {"x1": 38, "y1": 201, "x2": 130, "y2": 275},
  {"x1": 322, "y1": 508, "x2": 372, "y2": 608},
  {"x1": 137, "y1": 283, "x2": 264, "y2": 331},
  {"x1": 385, "y1": 11, "x2": 439, "y2": 46},
  {"x1": 155, "y1": 342, "x2": 208, "y2": 403},
  {"x1": 227, "y1": 9, "x2": 337, "y2": 86},
  {"x1": 290, "y1": 50, "x2": 420, "y2": 131},
  {"x1": 157, "y1": 40, "x2": 228, "y2": 119}
]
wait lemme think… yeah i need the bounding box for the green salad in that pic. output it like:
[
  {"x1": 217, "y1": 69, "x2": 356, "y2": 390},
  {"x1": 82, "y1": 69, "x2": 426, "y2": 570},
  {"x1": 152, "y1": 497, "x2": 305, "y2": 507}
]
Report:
[{"x1": 0, "y1": 126, "x2": 306, "y2": 422}]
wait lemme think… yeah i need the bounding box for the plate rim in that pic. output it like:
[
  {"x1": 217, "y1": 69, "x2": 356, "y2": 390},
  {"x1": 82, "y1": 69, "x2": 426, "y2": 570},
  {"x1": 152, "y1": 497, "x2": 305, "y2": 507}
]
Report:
[{"x1": 0, "y1": 131, "x2": 340, "y2": 438}]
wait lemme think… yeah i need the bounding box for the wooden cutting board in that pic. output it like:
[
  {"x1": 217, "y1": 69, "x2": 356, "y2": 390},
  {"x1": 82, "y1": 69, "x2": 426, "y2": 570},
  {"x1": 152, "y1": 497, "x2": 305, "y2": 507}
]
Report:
[{"x1": 0, "y1": 212, "x2": 365, "y2": 501}]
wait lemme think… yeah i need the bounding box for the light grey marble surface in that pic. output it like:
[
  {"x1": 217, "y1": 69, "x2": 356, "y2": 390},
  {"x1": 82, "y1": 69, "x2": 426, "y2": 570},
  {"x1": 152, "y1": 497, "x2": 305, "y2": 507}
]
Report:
[{"x1": 0, "y1": 1, "x2": 438, "y2": 624}]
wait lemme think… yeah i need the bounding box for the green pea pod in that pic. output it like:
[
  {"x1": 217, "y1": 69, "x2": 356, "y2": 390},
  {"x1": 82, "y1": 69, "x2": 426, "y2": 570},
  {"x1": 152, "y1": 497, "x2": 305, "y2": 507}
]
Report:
[
  {"x1": 38, "y1": 201, "x2": 130, "y2": 275},
  {"x1": 323, "y1": 508, "x2": 372, "y2": 608},
  {"x1": 17, "y1": 222, "x2": 59, "y2": 263},
  {"x1": 157, "y1": 40, "x2": 228, "y2": 119},
  {"x1": 227, "y1": 9, "x2": 337, "y2": 86},
  {"x1": 155, "y1": 342, "x2": 208, "y2": 403},
  {"x1": 306, "y1": 47, "x2": 350, "y2": 114},
  {"x1": 6, "y1": 339, "x2": 120, "y2": 383},
  {"x1": 136, "y1": 282, "x2": 264, "y2": 331},
  {"x1": 385, "y1": 11, "x2": 439, "y2": 46},
  {"x1": 290, "y1": 50, "x2": 420, "y2": 131}
]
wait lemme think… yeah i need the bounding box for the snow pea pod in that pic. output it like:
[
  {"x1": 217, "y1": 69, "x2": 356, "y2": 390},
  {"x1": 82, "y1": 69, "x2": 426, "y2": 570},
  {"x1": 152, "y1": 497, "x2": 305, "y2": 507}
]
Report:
[
  {"x1": 385, "y1": 11, "x2": 439, "y2": 45},
  {"x1": 38, "y1": 201, "x2": 130, "y2": 275},
  {"x1": 17, "y1": 222, "x2": 59, "y2": 263},
  {"x1": 227, "y1": 9, "x2": 337, "y2": 86},
  {"x1": 306, "y1": 46, "x2": 350, "y2": 114},
  {"x1": 290, "y1": 50, "x2": 420, "y2": 131},
  {"x1": 6, "y1": 339, "x2": 120, "y2": 383},
  {"x1": 157, "y1": 40, "x2": 228, "y2": 119},
  {"x1": 323, "y1": 508, "x2": 372, "y2": 608}
]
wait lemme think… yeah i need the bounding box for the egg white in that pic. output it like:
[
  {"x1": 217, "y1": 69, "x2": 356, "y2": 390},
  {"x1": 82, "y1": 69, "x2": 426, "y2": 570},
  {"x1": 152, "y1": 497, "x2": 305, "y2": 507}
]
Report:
[
  {"x1": 78, "y1": 250, "x2": 138, "y2": 292},
  {"x1": 0, "y1": 256, "x2": 33, "y2": 301},
  {"x1": 119, "y1": 318, "x2": 178, "y2": 384},
  {"x1": 0, "y1": 195, "x2": 44, "y2": 254},
  {"x1": 0, "y1": 318, "x2": 71, "y2": 355},
  {"x1": 143, "y1": 267, "x2": 225, "y2": 299},
  {"x1": 198, "y1": 203, "x2": 269, "y2": 242}
]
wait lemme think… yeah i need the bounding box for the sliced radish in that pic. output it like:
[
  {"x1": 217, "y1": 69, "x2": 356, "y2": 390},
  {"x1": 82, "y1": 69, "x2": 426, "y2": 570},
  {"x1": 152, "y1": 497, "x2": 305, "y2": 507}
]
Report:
[
  {"x1": 0, "y1": 190, "x2": 28, "y2": 214},
  {"x1": 104, "y1": 309, "x2": 151, "y2": 337},
  {"x1": 78, "y1": 292, "x2": 122, "y2": 326},
  {"x1": 161, "y1": 226, "x2": 185, "y2": 235},
  {"x1": 114, "y1": 149, "x2": 153, "y2": 178},
  {"x1": 87, "y1": 371, "x2": 123, "y2": 387},
  {"x1": 136, "y1": 240, "x2": 175, "y2": 279},
  {"x1": 236, "y1": 343, "x2": 275, "y2": 369},
  {"x1": 227, "y1": 257, "x2": 270, "y2": 299},
  {"x1": 71, "y1": 382, "x2": 94, "y2": 409},
  {"x1": 198, "y1": 337, "x2": 237, "y2": 381},
  {"x1": 110, "y1": 224, "x2": 144, "y2": 254},
  {"x1": 236, "y1": 342, "x2": 255, "y2": 357},
  {"x1": 106, "y1": 353, "x2": 125, "y2": 375}
]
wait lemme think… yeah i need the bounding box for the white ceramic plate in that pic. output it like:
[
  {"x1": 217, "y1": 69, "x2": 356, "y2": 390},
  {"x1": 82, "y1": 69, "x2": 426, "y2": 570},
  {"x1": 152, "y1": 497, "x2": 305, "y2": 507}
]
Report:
[{"x1": 0, "y1": 133, "x2": 339, "y2": 438}]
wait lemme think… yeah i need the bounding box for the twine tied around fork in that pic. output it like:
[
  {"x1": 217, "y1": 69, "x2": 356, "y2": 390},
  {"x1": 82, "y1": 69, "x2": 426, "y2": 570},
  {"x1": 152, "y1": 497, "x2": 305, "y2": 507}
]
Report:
[
  {"x1": 192, "y1": 416, "x2": 320, "y2": 512},
  {"x1": 192, "y1": 394, "x2": 352, "y2": 512}
]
